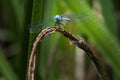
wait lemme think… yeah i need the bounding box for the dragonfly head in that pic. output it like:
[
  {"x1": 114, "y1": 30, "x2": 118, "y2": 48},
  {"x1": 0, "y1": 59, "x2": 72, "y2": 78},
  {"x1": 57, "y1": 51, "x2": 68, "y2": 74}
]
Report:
[{"x1": 53, "y1": 15, "x2": 63, "y2": 23}]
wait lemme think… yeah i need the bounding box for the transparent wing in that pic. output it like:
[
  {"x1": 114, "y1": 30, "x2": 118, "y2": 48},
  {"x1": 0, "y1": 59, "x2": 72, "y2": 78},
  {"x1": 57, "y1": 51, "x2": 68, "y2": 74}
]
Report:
[
  {"x1": 61, "y1": 13, "x2": 89, "y2": 21},
  {"x1": 29, "y1": 16, "x2": 54, "y2": 33}
]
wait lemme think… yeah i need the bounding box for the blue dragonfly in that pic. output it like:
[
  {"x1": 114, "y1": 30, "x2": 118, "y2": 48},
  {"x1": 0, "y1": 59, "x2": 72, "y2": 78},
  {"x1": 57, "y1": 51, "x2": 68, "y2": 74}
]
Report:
[{"x1": 29, "y1": 14, "x2": 88, "y2": 33}]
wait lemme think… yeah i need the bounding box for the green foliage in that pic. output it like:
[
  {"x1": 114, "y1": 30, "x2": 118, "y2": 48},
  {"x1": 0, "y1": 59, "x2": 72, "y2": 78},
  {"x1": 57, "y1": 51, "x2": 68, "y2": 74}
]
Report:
[
  {"x1": 0, "y1": 49, "x2": 19, "y2": 80},
  {"x1": 0, "y1": 0, "x2": 120, "y2": 80},
  {"x1": 63, "y1": 0, "x2": 120, "y2": 79}
]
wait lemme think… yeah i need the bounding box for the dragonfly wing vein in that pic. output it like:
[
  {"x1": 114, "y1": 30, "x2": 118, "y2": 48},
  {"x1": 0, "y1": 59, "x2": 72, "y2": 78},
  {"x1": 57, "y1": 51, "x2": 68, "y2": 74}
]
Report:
[{"x1": 29, "y1": 17, "x2": 54, "y2": 33}]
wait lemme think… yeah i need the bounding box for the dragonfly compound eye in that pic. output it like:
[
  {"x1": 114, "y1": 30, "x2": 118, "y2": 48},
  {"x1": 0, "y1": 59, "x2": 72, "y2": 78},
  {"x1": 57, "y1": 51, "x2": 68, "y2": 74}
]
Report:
[{"x1": 54, "y1": 15, "x2": 63, "y2": 22}]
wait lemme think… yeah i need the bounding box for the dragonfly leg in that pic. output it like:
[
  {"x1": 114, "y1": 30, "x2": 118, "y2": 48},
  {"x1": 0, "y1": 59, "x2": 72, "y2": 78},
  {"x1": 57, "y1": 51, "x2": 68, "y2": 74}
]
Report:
[
  {"x1": 54, "y1": 22, "x2": 57, "y2": 27},
  {"x1": 58, "y1": 22, "x2": 64, "y2": 27},
  {"x1": 54, "y1": 22, "x2": 64, "y2": 27}
]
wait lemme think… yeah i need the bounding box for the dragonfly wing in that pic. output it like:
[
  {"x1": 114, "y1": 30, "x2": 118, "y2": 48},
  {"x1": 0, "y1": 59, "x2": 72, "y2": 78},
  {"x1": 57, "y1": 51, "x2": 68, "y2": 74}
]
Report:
[
  {"x1": 29, "y1": 17, "x2": 54, "y2": 33},
  {"x1": 61, "y1": 14, "x2": 89, "y2": 21}
]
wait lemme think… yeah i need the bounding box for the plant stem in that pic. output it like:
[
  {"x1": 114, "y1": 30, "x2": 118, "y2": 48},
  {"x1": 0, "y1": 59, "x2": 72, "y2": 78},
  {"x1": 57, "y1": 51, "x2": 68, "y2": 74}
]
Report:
[{"x1": 28, "y1": 27, "x2": 110, "y2": 80}]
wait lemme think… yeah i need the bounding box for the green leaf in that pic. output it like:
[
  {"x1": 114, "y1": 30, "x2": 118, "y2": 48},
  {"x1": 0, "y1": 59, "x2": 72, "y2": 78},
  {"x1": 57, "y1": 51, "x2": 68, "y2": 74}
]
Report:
[
  {"x1": 99, "y1": 0, "x2": 117, "y2": 37},
  {"x1": 0, "y1": 48, "x2": 19, "y2": 80}
]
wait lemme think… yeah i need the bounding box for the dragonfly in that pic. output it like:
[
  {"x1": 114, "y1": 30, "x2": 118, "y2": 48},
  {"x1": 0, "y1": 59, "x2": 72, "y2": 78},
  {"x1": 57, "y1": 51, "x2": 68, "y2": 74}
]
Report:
[{"x1": 29, "y1": 14, "x2": 88, "y2": 33}]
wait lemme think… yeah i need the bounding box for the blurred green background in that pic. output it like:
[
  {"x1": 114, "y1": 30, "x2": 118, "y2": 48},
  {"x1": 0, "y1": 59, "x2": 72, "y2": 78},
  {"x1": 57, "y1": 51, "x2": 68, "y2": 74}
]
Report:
[{"x1": 0, "y1": 0, "x2": 120, "y2": 80}]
